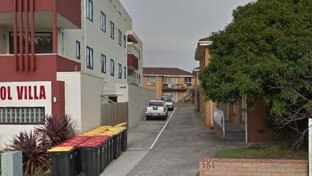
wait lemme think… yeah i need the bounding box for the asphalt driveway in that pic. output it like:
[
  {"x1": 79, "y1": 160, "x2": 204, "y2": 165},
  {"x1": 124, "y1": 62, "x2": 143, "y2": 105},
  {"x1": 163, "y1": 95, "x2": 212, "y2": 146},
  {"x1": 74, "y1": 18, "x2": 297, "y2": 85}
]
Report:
[{"x1": 102, "y1": 105, "x2": 243, "y2": 176}]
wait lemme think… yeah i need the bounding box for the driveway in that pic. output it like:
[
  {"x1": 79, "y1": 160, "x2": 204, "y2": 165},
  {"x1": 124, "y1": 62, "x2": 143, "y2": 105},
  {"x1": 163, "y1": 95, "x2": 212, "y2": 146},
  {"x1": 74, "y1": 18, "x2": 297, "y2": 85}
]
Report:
[{"x1": 102, "y1": 105, "x2": 243, "y2": 176}]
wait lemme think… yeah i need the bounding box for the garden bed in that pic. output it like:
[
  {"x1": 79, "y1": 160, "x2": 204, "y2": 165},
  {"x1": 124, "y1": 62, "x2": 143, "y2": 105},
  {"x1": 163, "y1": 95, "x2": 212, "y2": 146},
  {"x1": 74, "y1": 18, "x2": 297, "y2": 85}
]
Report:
[
  {"x1": 199, "y1": 145, "x2": 308, "y2": 176},
  {"x1": 213, "y1": 145, "x2": 308, "y2": 160}
]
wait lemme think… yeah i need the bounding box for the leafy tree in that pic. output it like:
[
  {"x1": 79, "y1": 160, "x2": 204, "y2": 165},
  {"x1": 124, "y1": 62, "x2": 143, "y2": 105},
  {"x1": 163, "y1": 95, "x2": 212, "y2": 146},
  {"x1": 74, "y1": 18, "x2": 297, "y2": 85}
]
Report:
[{"x1": 200, "y1": 0, "x2": 312, "y2": 146}]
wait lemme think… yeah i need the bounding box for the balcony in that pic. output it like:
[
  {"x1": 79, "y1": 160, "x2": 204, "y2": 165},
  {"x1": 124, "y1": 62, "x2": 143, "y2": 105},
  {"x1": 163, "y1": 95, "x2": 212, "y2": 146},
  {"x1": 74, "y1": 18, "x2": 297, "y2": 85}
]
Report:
[
  {"x1": 0, "y1": 0, "x2": 81, "y2": 30},
  {"x1": 127, "y1": 54, "x2": 138, "y2": 70},
  {"x1": 0, "y1": 54, "x2": 81, "y2": 81},
  {"x1": 162, "y1": 83, "x2": 192, "y2": 91}
]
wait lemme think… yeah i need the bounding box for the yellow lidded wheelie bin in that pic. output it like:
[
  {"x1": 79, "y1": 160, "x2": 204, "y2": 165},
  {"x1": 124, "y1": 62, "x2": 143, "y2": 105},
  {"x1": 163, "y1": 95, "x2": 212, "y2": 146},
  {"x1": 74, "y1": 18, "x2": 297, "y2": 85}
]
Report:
[
  {"x1": 99, "y1": 131, "x2": 115, "y2": 162},
  {"x1": 58, "y1": 136, "x2": 90, "y2": 175},
  {"x1": 48, "y1": 146, "x2": 77, "y2": 176}
]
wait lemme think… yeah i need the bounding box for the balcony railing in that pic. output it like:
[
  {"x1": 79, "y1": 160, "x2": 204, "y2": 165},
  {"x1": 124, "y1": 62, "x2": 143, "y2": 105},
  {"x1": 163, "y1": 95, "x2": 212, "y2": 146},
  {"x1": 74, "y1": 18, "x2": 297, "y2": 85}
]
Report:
[
  {"x1": 127, "y1": 55, "x2": 138, "y2": 70},
  {"x1": 162, "y1": 83, "x2": 192, "y2": 90},
  {"x1": 127, "y1": 45, "x2": 140, "y2": 59}
]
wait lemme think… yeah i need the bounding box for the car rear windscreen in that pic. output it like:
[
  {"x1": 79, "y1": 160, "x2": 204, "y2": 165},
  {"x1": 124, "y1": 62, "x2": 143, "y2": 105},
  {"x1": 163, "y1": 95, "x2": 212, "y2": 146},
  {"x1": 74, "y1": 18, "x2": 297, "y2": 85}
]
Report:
[
  {"x1": 149, "y1": 102, "x2": 164, "y2": 106},
  {"x1": 161, "y1": 97, "x2": 172, "y2": 102}
]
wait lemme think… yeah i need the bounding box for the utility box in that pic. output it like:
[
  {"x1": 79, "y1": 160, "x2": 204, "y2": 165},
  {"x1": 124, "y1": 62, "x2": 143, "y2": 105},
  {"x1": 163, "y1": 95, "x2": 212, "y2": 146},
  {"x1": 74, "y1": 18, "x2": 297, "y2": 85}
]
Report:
[{"x1": 1, "y1": 151, "x2": 23, "y2": 176}]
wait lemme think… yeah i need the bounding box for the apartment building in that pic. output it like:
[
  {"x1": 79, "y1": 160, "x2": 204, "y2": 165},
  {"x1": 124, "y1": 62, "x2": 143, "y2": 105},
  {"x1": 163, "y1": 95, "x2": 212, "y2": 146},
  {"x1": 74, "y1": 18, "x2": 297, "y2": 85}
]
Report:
[
  {"x1": 194, "y1": 37, "x2": 217, "y2": 129},
  {"x1": 0, "y1": 0, "x2": 138, "y2": 147},
  {"x1": 195, "y1": 37, "x2": 274, "y2": 142},
  {"x1": 143, "y1": 67, "x2": 195, "y2": 102}
]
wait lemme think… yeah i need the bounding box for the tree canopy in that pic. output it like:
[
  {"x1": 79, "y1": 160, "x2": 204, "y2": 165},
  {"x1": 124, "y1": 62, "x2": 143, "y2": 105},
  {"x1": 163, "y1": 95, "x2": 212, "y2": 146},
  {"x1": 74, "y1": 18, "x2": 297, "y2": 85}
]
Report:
[{"x1": 200, "y1": 0, "x2": 312, "y2": 145}]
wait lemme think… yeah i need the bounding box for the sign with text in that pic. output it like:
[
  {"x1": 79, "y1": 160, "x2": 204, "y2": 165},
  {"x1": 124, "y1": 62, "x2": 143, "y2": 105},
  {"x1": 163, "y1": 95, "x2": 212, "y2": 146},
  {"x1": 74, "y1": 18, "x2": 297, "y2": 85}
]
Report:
[{"x1": 0, "y1": 82, "x2": 52, "y2": 109}]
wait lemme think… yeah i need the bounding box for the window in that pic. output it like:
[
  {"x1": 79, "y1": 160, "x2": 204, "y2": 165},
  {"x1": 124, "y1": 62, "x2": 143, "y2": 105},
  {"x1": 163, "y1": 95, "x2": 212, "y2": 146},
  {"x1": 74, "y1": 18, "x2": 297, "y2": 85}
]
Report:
[
  {"x1": 101, "y1": 54, "x2": 106, "y2": 73},
  {"x1": 110, "y1": 21, "x2": 115, "y2": 39},
  {"x1": 0, "y1": 107, "x2": 45, "y2": 124},
  {"x1": 147, "y1": 76, "x2": 156, "y2": 86},
  {"x1": 110, "y1": 59, "x2": 115, "y2": 76},
  {"x1": 139, "y1": 74, "x2": 141, "y2": 83},
  {"x1": 124, "y1": 66, "x2": 127, "y2": 79},
  {"x1": 164, "y1": 77, "x2": 177, "y2": 84},
  {"x1": 76, "y1": 41, "x2": 80, "y2": 59},
  {"x1": 9, "y1": 32, "x2": 52, "y2": 54},
  {"x1": 100, "y1": 11, "x2": 106, "y2": 32},
  {"x1": 118, "y1": 30, "x2": 122, "y2": 46},
  {"x1": 123, "y1": 35, "x2": 127, "y2": 48},
  {"x1": 184, "y1": 77, "x2": 192, "y2": 86},
  {"x1": 86, "y1": 47, "x2": 93, "y2": 69},
  {"x1": 86, "y1": 0, "x2": 93, "y2": 21},
  {"x1": 118, "y1": 63, "x2": 122, "y2": 79}
]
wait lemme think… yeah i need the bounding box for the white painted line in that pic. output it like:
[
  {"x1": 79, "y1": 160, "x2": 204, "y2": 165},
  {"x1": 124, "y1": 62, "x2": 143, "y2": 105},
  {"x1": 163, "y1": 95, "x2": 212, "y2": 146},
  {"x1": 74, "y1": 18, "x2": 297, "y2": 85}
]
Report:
[
  {"x1": 127, "y1": 148, "x2": 150, "y2": 151},
  {"x1": 149, "y1": 107, "x2": 177, "y2": 149}
]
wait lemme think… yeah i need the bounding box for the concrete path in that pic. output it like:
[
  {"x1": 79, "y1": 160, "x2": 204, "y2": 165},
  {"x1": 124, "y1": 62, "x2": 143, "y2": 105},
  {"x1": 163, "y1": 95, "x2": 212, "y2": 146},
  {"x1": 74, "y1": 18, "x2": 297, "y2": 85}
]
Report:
[
  {"x1": 102, "y1": 105, "x2": 243, "y2": 176},
  {"x1": 101, "y1": 111, "x2": 173, "y2": 176}
]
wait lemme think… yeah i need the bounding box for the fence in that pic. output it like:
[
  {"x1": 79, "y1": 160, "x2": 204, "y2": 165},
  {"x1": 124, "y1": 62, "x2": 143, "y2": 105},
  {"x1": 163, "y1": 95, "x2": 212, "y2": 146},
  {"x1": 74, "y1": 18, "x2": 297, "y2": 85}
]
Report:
[{"x1": 100, "y1": 102, "x2": 128, "y2": 126}]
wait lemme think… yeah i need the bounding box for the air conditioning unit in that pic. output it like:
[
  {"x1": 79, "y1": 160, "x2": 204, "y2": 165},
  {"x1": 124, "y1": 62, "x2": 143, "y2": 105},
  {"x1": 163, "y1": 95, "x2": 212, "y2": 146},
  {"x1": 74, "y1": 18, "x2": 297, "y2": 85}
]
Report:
[{"x1": 167, "y1": 84, "x2": 172, "y2": 88}]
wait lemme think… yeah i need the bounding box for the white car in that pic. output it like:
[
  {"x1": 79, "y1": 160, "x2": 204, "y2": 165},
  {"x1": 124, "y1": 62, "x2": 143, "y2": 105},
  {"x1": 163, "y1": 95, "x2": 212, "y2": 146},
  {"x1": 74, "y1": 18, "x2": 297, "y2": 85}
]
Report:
[
  {"x1": 145, "y1": 100, "x2": 168, "y2": 120},
  {"x1": 161, "y1": 96, "x2": 174, "y2": 111}
]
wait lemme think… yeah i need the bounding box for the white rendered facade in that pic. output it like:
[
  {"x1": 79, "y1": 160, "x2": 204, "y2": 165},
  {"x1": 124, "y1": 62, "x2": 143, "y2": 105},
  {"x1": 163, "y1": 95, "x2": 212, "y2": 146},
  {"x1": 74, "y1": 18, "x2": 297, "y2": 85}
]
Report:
[{"x1": 0, "y1": 0, "x2": 136, "y2": 147}]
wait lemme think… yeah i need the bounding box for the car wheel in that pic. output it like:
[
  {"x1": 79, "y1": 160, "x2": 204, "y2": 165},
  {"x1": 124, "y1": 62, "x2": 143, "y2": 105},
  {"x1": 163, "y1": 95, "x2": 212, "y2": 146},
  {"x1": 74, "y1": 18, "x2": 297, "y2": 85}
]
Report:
[{"x1": 146, "y1": 116, "x2": 149, "y2": 120}]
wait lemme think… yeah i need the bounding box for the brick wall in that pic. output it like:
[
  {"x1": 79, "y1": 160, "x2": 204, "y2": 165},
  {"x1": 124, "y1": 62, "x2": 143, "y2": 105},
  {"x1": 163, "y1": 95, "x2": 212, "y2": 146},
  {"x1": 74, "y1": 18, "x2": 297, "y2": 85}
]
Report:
[
  {"x1": 199, "y1": 158, "x2": 308, "y2": 176},
  {"x1": 247, "y1": 97, "x2": 275, "y2": 142}
]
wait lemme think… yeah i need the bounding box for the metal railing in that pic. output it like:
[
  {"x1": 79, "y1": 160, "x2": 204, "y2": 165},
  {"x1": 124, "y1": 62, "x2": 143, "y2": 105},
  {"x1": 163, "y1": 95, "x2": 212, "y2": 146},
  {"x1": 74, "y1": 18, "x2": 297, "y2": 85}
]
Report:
[
  {"x1": 100, "y1": 102, "x2": 128, "y2": 126},
  {"x1": 213, "y1": 109, "x2": 225, "y2": 138}
]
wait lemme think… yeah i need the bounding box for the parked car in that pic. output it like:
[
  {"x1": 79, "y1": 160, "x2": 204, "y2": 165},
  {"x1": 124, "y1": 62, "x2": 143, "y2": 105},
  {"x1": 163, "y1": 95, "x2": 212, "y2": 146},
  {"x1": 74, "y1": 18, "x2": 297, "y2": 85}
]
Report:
[
  {"x1": 145, "y1": 100, "x2": 168, "y2": 120},
  {"x1": 161, "y1": 96, "x2": 174, "y2": 111}
]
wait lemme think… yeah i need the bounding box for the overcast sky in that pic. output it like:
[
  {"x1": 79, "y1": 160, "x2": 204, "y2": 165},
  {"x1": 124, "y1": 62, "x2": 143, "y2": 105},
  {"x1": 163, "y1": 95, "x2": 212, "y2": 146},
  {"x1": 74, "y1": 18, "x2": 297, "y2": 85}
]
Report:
[{"x1": 120, "y1": 0, "x2": 255, "y2": 72}]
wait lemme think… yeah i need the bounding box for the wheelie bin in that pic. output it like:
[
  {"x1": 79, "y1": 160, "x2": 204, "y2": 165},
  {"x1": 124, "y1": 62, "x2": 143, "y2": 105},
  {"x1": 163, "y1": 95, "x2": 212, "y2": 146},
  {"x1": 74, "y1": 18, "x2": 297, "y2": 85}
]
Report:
[
  {"x1": 58, "y1": 136, "x2": 90, "y2": 175},
  {"x1": 48, "y1": 146, "x2": 77, "y2": 176},
  {"x1": 77, "y1": 136, "x2": 108, "y2": 176}
]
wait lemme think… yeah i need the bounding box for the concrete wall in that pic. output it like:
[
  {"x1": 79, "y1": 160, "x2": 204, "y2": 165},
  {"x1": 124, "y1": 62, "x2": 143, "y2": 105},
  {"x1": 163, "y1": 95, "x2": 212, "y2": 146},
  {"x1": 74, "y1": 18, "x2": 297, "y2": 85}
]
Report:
[
  {"x1": 80, "y1": 73, "x2": 104, "y2": 132},
  {"x1": 57, "y1": 72, "x2": 82, "y2": 131},
  {"x1": 128, "y1": 84, "x2": 156, "y2": 128},
  {"x1": 200, "y1": 158, "x2": 308, "y2": 176}
]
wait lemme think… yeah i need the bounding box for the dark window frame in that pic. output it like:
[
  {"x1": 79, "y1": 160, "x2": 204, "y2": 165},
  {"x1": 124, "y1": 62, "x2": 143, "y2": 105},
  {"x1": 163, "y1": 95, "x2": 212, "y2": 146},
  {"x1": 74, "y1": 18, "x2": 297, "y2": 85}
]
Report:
[
  {"x1": 123, "y1": 35, "x2": 127, "y2": 48},
  {"x1": 100, "y1": 11, "x2": 106, "y2": 32},
  {"x1": 118, "y1": 30, "x2": 122, "y2": 46},
  {"x1": 86, "y1": 46, "x2": 94, "y2": 69},
  {"x1": 110, "y1": 21, "x2": 115, "y2": 39},
  {"x1": 76, "y1": 40, "x2": 80, "y2": 59},
  {"x1": 124, "y1": 66, "x2": 127, "y2": 79},
  {"x1": 110, "y1": 59, "x2": 115, "y2": 76},
  {"x1": 86, "y1": 0, "x2": 93, "y2": 21},
  {"x1": 101, "y1": 54, "x2": 106, "y2": 73},
  {"x1": 118, "y1": 63, "x2": 122, "y2": 79}
]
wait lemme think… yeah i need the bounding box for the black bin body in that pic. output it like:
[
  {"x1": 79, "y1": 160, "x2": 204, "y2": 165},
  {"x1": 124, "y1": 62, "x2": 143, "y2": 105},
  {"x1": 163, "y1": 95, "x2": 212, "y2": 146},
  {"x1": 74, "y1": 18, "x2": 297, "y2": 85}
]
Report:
[
  {"x1": 80, "y1": 147, "x2": 101, "y2": 176},
  {"x1": 49, "y1": 149, "x2": 76, "y2": 176},
  {"x1": 121, "y1": 129, "x2": 128, "y2": 151}
]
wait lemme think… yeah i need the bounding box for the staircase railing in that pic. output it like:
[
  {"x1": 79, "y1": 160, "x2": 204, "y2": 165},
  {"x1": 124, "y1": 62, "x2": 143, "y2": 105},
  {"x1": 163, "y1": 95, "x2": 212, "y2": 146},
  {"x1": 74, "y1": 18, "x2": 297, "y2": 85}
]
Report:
[
  {"x1": 213, "y1": 109, "x2": 225, "y2": 139},
  {"x1": 176, "y1": 87, "x2": 194, "y2": 103}
]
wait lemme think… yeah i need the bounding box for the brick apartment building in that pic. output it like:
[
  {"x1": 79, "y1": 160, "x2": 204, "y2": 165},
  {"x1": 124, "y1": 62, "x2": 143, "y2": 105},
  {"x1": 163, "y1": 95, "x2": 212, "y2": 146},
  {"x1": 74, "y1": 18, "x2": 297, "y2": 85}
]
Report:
[{"x1": 143, "y1": 67, "x2": 195, "y2": 102}]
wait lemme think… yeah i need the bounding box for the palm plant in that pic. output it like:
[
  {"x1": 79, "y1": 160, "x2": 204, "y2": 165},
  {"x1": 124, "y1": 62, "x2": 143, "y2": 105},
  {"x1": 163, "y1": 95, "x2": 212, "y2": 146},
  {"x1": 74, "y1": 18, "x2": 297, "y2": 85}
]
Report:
[
  {"x1": 9, "y1": 131, "x2": 50, "y2": 175},
  {"x1": 35, "y1": 115, "x2": 77, "y2": 147}
]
